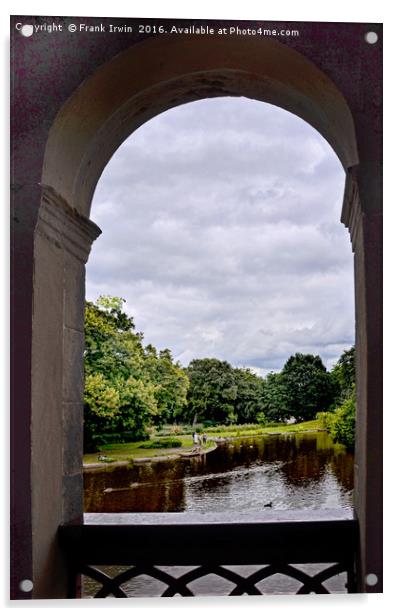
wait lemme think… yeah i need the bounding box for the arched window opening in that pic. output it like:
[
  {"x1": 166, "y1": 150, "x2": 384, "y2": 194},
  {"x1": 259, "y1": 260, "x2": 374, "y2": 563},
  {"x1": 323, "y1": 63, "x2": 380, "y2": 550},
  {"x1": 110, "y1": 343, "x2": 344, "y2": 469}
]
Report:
[{"x1": 83, "y1": 97, "x2": 355, "y2": 521}]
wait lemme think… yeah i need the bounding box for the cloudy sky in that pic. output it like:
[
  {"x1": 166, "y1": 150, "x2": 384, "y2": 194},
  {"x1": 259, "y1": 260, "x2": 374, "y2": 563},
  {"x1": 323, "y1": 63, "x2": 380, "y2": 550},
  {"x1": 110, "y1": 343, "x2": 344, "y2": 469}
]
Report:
[{"x1": 86, "y1": 97, "x2": 354, "y2": 374}]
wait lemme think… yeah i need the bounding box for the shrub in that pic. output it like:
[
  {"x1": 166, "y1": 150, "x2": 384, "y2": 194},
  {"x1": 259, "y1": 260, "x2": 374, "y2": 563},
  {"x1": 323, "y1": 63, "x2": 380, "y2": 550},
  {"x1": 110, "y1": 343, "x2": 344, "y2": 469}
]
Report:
[
  {"x1": 316, "y1": 412, "x2": 332, "y2": 430},
  {"x1": 319, "y1": 396, "x2": 355, "y2": 450},
  {"x1": 91, "y1": 430, "x2": 149, "y2": 449},
  {"x1": 138, "y1": 439, "x2": 182, "y2": 449},
  {"x1": 328, "y1": 396, "x2": 355, "y2": 450}
]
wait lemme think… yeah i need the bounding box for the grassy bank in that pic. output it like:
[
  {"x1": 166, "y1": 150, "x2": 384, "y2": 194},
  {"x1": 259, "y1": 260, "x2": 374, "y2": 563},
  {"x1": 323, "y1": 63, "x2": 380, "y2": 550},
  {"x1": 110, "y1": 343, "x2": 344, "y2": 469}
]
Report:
[
  {"x1": 84, "y1": 435, "x2": 215, "y2": 465},
  {"x1": 83, "y1": 419, "x2": 323, "y2": 466},
  {"x1": 193, "y1": 418, "x2": 322, "y2": 439}
]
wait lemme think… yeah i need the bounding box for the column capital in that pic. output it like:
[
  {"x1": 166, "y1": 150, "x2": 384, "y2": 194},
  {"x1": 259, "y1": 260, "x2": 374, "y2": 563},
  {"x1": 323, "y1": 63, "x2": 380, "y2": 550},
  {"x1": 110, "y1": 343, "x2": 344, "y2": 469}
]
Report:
[{"x1": 36, "y1": 185, "x2": 102, "y2": 263}]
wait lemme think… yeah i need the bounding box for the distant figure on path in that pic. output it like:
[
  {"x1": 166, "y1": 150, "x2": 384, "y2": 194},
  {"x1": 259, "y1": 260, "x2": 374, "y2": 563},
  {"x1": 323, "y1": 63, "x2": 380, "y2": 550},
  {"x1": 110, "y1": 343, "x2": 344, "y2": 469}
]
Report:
[
  {"x1": 203, "y1": 433, "x2": 207, "y2": 446},
  {"x1": 193, "y1": 432, "x2": 199, "y2": 446}
]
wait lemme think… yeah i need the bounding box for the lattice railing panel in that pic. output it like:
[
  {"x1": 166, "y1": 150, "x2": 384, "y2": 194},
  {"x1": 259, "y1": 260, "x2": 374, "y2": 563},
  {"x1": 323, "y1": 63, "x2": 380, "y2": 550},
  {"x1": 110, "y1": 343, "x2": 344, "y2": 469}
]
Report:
[
  {"x1": 59, "y1": 511, "x2": 358, "y2": 597},
  {"x1": 81, "y1": 562, "x2": 352, "y2": 597}
]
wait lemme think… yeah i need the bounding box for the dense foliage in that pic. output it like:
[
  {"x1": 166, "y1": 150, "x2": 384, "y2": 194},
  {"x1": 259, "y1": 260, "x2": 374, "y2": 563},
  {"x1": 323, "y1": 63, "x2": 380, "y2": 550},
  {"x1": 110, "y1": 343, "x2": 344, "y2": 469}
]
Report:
[
  {"x1": 233, "y1": 368, "x2": 265, "y2": 424},
  {"x1": 84, "y1": 296, "x2": 356, "y2": 451},
  {"x1": 330, "y1": 346, "x2": 356, "y2": 404},
  {"x1": 318, "y1": 346, "x2": 356, "y2": 450},
  {"x1": 324, "y1": 394, "x2": 356, "y2": 449},
  {"x1": 84, "y1": 297, "x2": 188, "y2": 451},
  {"x1": 281, "y1": 353, "x2": 336, "y2": 421},
  {"x1": 184, "y1": 358, "x2": 238, "y2": 425},
  {"x1": 143, "y1": 346, "x2": 189, "y2": 425},
  {"x1": 257, "y1": 354, "x2": 336, "y2": 424}
]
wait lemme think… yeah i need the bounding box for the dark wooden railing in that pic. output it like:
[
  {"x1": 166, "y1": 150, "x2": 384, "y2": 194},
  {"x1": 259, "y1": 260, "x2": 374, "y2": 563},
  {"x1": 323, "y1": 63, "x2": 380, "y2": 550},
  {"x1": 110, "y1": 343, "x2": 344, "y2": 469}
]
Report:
[{"x1": 59, "y1": 509, "x2": 358, "y2": 597}]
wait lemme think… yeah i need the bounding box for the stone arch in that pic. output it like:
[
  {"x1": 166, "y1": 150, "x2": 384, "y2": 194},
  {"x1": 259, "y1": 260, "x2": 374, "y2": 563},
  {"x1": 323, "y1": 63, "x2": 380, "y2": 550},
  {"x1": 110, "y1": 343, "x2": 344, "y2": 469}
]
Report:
[
  {"x1": 41, "y1": 35, "x2": 358, "y2": 217},
  {"x1": 28, "y1": 33, "x2": 381, "y2": 598}
]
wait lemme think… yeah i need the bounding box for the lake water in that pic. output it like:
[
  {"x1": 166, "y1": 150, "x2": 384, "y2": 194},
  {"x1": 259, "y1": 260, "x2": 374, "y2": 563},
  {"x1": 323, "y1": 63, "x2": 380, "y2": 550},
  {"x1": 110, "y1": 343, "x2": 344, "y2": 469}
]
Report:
[{"x1": 84, "y1": 431, "x2": 354, "y2": 514}]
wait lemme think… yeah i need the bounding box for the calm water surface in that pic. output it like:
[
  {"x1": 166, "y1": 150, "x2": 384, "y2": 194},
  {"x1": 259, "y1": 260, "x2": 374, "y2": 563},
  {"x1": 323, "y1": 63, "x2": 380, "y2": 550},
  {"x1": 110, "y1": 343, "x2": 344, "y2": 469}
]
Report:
[{"x1": 84, "y1": 431, "x2": 353, "y2": 514}]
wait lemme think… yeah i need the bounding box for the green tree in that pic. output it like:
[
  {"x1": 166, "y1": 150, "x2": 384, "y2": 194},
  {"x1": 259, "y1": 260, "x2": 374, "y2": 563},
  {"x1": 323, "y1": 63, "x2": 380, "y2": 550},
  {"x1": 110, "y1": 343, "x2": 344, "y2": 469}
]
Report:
[
  {"x1": 280, "y1": 353, "x2": 335, "y2": 421},
  {"x1": 233, "y1": 368, "x2": 264, "y2": 423},
  {"x1": 258, "y1": 371, "x2": 291, "y2": 423},
  {"x1": 330, "y1": 346, "x2": 356, "y2": 404},
  {"x1": 84, "y1": 297, "x2": 158, "y2": 451},
  {"x1": 144, "y1": 346, "x2": 189, "y2": 425},
  {"x1": 323, "y1": 393, "x2": 356, "y2": 450},
  {"x1": 319, "y1": 347, "x2": 356, "y2": 449},
  {"x1": 185, "y1": 358, "x2": 238, "y2": 425}
]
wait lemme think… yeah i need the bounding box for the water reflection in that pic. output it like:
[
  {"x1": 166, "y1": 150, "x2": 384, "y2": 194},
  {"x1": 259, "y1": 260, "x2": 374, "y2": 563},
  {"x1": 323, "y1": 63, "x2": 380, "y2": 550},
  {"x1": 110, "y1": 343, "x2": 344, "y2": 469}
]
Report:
[{"x1": 84, "y1": 432, "x2": 354, "y2": 513}]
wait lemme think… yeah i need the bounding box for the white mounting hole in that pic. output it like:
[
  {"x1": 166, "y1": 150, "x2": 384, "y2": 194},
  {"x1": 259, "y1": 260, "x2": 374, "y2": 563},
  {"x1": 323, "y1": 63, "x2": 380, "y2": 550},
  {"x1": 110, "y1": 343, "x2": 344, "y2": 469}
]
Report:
[
  {"x1": 19, "y1": 579, "x2": 33, "y2": 592},
  {"x1": 21, "y1": 25, "x2": 34, "y2": 37},
  {"x1": 365, "y1": 31, "x2": 378, "y2": 44},
  {"x1": 365, "y1": 573, "x2": 379, "y2": 587}
]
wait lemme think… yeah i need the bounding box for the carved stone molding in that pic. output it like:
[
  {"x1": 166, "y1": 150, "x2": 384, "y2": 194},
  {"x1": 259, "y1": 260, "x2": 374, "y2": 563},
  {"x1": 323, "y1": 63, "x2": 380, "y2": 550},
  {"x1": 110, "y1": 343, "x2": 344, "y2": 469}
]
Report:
[
  {"x1": 36, "y1": 185, "x2": 102, "y2": 263},
  {"x1": 341, "y1": 166, "x2": 362, "y2": 252}
]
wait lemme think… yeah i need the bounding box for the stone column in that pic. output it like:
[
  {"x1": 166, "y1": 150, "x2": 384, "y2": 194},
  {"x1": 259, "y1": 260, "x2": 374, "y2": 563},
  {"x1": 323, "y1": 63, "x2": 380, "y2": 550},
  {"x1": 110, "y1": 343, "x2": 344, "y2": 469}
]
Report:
[
  {"x1": 341, "y1": 167, "x2": 383, "y2": 593},
  {"x1": 30, "y1": 186, "x2": 101, "y2": 598}
]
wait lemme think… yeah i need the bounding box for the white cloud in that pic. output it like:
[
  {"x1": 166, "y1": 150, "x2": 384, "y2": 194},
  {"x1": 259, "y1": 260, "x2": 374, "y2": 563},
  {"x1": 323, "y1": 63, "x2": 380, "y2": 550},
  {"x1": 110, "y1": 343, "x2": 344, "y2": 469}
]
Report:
[{"x1": 87, "y1": 97, "x2": 354, "y2": 372}]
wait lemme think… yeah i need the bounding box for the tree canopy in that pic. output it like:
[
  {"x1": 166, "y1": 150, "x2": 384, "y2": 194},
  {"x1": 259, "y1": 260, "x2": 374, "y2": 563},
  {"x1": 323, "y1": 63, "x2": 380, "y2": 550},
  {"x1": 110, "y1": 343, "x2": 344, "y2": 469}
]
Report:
[
  {"x1": 257, "y1": 354, "x2": 336, "y2": 424},
  {"x1": 84, "y1": 296, "x2": 188, "y2": 450},
  {"x1": 280, "y1": 353, "x2": 335, "y2": 421},
  {"x1": 319, "y1": 346, "x2": 356, "y2": 450},
  {"x1": 258, "y1": 371, "x2": 291, "y2": 423},
  {"x1": 185, "y1": 358, "x2": 238, "y2": 425},
  {"x1": 330, "y1": 346, "x2": 356, "y2": 403},
  {"x1": 83, "y1": 295, "x2": 355, "y2": 451}
]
